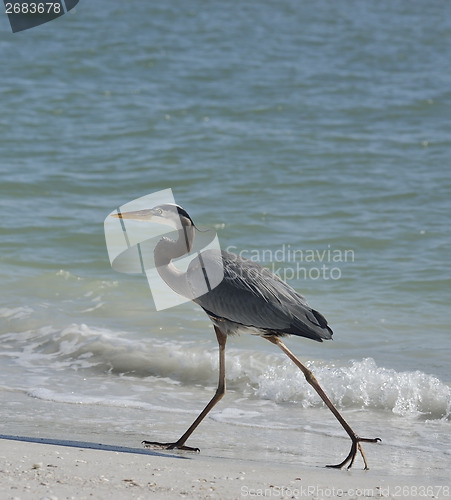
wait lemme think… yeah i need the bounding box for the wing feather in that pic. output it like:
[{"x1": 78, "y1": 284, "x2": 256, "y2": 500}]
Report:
[{"x1": 190, "y1": 250, "x2": 332, "y2": 342}]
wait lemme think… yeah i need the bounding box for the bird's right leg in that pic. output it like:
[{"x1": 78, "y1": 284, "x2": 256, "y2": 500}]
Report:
[
  {"x1": 143, "y1": 326, "x2": 227, "y2": 452},
  {"x1": 266, "y1": 335, "x2": 380, "y2": 469}
]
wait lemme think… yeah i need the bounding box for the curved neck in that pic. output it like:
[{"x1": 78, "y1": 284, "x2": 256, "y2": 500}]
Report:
[{"x1": 154, "y1": 226, "x2": 195, "y2": 298}]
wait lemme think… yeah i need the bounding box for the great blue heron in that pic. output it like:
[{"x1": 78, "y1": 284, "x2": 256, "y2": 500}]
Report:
[{"x1": 112, "y1": 203, "x2": 380, "y2": 469}]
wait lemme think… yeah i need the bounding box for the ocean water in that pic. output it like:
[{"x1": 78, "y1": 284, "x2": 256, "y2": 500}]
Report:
[{"x1": 0, "y1": 0, "x2": 450, "y2": 485}]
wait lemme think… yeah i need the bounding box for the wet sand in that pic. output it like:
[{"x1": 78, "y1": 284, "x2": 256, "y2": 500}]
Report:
[{"x1": 1, "y1": 435, "x2": 446, "y2": 499}]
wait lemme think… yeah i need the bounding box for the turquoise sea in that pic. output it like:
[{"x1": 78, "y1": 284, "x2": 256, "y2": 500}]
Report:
[{"x1": 0, "y1": 0, "x2": 450, "y2": 486}]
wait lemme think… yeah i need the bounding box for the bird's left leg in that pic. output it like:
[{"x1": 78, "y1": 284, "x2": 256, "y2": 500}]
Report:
[
  {"x1": 266, "y1": 335, "x2": 380, "y2": 469},
  {"x1": 142, "y1": 326, "x2": 227, "y2": 452}
]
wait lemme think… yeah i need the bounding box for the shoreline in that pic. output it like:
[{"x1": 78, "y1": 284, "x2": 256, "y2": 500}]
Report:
[{"x1": 1, "y1": 435, "x2": 448, "y2": 499}]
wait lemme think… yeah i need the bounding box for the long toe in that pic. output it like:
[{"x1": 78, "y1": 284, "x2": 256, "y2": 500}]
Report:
[
  {"x1": 326, "y1": 442, "x2": 357, "y2": 469},
  {"x1": 142, "y1": 440, "x2": 200, "y2": 452},
  {"x1": 362, "y1": 437, "x2": 381, "y2": 444},
  {"x1": 142, "y1": 440, "x2": 173, "y2": 449},
  {"x1": 326, "y1": 436, "x2": 381, "y2": 470}
]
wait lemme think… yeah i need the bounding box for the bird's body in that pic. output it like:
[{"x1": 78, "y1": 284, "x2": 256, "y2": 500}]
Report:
[
  {"x1": 190, "y1": 249, "x2": 332, "y2": 341},
  {"x1": 112, "y1": 203, "x2": 380, "y2": 469}
]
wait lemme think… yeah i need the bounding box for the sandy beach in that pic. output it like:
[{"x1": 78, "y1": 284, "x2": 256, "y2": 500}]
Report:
[{"x1": 0, "y1": 436, "x2": 448, "y2": 500}]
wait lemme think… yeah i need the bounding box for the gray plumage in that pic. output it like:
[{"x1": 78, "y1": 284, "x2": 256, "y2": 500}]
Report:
[
  {"x1": 119, "y1": 203, "x2": 332, "y2": 343},
  {"x1": 190, "y1": 249, "x2": 333, "y2": 342}
]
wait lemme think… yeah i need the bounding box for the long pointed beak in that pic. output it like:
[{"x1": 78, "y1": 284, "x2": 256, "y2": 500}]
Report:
[{"x1": 111, "y1": 209, "x2": 155, "y2": 221}]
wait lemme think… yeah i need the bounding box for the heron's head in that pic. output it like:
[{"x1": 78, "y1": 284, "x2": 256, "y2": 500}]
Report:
[{"x1": 111, "y1": 203, "x2": 194, "y2": 231}]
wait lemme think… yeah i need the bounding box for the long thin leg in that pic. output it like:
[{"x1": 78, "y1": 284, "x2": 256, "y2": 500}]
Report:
[
  {"x1": 143, "y1": 326, "x2": 227, "y2": 452},
  {"x1": 266, "y1": 335, "x2": 380, "y2": 469}
]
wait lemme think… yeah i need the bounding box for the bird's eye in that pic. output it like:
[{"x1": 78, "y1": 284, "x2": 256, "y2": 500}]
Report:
[{"x1": 157, "y1": 208, "x2": 163, "y2": 215}]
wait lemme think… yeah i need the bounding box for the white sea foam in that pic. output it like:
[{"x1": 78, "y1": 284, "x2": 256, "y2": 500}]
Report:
[
  {"x1": 0, "y1": 306, "x2": 34, "y2": 320},
  {"x1": 255, "y1": 357, "x2": 451, "y2": 420},
  {"x1": 3, "y1": 322, "x2": 449, "y2": 421}
]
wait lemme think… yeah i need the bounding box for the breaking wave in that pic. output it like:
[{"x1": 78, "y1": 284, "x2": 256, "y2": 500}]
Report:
[{"x1": 1, "y1": 322, "x2": 450, "y2": 421}]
